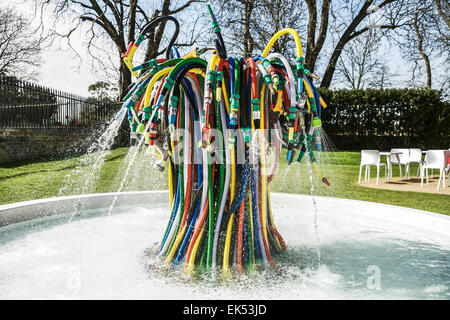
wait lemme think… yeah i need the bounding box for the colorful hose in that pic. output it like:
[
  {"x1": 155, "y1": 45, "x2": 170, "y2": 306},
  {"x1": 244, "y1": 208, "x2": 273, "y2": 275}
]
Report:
[{"x1": 119, "y1": 5, "x2": 330, "y2": 278}]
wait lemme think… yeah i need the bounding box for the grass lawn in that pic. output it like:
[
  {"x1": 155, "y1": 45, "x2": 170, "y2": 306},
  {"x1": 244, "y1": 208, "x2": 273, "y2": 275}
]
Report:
[{"x1": 0, "y1": 147, "x2": 448, "y2": 215}]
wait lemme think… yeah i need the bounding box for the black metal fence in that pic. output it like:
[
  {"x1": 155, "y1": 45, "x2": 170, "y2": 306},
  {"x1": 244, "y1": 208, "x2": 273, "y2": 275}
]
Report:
[{"x1": 0, "y1": 75, "x2": 121, "y2": 131}]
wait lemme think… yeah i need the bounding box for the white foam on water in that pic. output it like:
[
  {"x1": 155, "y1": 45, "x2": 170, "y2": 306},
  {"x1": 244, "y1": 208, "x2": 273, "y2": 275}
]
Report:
[{"x1": 0, "y1": 195, "x2": 449, "y2": 300}]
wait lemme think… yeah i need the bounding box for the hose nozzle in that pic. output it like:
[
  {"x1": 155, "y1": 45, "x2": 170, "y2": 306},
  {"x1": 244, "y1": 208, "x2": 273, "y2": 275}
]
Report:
[
  {"x1": 314, "y1": 129, "x2": 322, "y2": 152},
  {"x1": 154, "y1": 159, "x2": 165, "y2": 172},
  {"x1": 229, "y1": 93, "x2": 240, "y2": 126},
  {"x1": 304, "y1": 68, "x2": 320, "y2": 80},
  {"x1": 287, "y1": 145, "x2": 295, "y2": 164}
]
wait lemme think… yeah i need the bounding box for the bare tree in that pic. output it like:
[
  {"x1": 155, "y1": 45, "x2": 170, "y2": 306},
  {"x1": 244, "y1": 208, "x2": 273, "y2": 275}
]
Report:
[
  {"x1": 215, "y1": 0, "x2": 328, "y2": 71},
  {"x1": 214, "y1": 0, "x2": 406, "y2": 88},
  {"x1": 304, "y1": 0, "x2": 331, "y2": 73},
  {"x1": 35, "y1": 0, "x2": 204, "y2": 99},
  {"x1": 215, "y1": 0, "x2": 307, "y2": 58},
  {"x1": 336, "y1": 30, "x2": 394, "y2": 89},
  {"x1": 320, "y1": 0, "x2": 408, "y2": 88},
  {"x1": 399, "y1": 0, "x2": 449, "y2": 90},
  {"x1": 369, "y1": 63, "x2": 397, "y2": 89},
  {"x1": 435, "y1": 0, "x2": 450, "y2": 92},
  {"x1": 255, "y1": 0, "x2": 309, "y2": 59},
  {"x1": 413, "y1": 7, "x2": 432, "y2": 89},
  {"x1": 215, "y1": 0, "x2": 259, "y2": 57},
  {"x1": 0, "y1": 6, "x2": 44, "y2": 79}
]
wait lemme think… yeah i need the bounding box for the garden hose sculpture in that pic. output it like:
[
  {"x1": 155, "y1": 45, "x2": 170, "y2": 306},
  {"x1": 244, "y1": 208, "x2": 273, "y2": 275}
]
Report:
[{"x1": 118, "y1": 4, "x2": 329, "y2": 277}]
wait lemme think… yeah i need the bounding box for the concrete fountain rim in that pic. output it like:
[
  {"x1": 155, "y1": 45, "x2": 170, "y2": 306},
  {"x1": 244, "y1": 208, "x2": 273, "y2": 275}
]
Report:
[
  {"x1": 0, "y1": 190, "x2": 168, "y2": 211},
  {"x1": 0, "y1": 191, "x2": 449, "y2": 236},
  {"x1": 0, "y1": 190, "x2": 446, "y2": 216}
]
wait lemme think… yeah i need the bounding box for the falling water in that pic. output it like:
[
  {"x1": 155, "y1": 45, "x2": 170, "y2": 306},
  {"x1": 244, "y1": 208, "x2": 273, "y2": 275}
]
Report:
[
  {"x1": 59, "y1": 109, "x2": 126, "y2": 196},
  {"x1": 111, "y1": 142, "x2": 140, "y2": 190},
  {"x1": 111, "y1": 142, "x2": 165, "y2": 192},
  {"x1": 280, "y1": 165, "x2": 291, "y2": 190},
  {"x1": 305, "y1": 158, "x2": 321, "y2": 264},
  {"x1": 107, "y1": 126, "x2": 149, "y2": 215},
  {"x1": 294, "y1": 161, "x2": 302, "y2": 189},
  {"x1": 61, "y1": 109, "x2": 126, "y2": 222},
  {"x1": 319, "y1": 128, "x2": 337, "y2": 153},
  {"x1": 314, "y1": 127, "x2": 342, "y2": 197},
  {"x1": 301, "y1": 127, "x2": 322, "y2": 266}
]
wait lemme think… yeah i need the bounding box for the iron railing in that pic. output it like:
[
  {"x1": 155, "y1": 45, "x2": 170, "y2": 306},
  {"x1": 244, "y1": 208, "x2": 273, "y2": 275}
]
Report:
[{"x1": 0, "y1": 75, "x2": 121, "y2": 131}]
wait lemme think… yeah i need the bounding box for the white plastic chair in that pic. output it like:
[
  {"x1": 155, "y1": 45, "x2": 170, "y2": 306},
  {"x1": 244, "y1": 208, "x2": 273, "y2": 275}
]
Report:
[
  {"x1": 405, "y1": 148, "x2": 422, "y2": 179},
  {"x1": 359, "y1": 150, "x2": 387, "y2": 185},
  {"x1": 420, "y1": 150, "x2": 446, "y2": 190},
  {"x1": 389, "y1": 148, "x2": 409, "y2": 180}
]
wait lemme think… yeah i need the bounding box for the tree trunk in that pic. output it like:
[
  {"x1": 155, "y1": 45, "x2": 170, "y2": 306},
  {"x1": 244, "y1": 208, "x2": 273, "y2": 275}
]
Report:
[
  {"x1": 320, "y1": 1, "x2": 375, "y2": 88},
  {"x1": 320, "y1": 39, "x2": 347, "y2": 88},
  {"x1": 305, "y1": 0, "x2": 317, "y2": 71},
  {"x1": 119, "y1": 59, "x2": 132, "y2": 100},
  {"x1": 243, "y1": 0, "x2": 255, "y2": 57},
  {"x1": 414, "y1": 11, "x2": 432, "y2": 89},
  {"x1": 436, "y1": 0, "x2": 450, "y2": 29},
  {"x1": 304, "y1": 0, "x2": 331, "y2": 73},
  {"x1": 423, "y1": 54, "x2": 432, "y2": 90}
]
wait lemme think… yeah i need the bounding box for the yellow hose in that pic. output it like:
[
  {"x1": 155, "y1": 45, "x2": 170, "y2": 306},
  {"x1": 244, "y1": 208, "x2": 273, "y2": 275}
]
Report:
[
  {"x1": 165, "y1": 225, "x2": 187, "y2": 264},
  {"x1": 259, "y1": 81, "x2": 270, "y2": 247},
  {"x1": 303, "y1": 78, "x2": 314, "y2": 98},
  {"x1": 143, "y1": 67, "x2": 205, "y2": 107},
  {"x1": 221, "y1": 65, "x2": 235, "y2": 271},
  {"x1": 187, "y1": 227, "x2": 204, "y2": 273},
  {"x1": 262, "y1": 28, "x2": 303, "y2": 58},
  {"x1": 181, "y1": 47, "x2": 200, "y2": 59},
  {"x1": 260, "y1": 141, "x2": 269, "y2": 247},
  {"x1": 274, "y1": 89, "x2": 283, "y2": 114},
  {"x1": 260, "y1": 84, "x2": 266, "y2": 124},
  {"x1": 222, "y1": 79, "x2": 230, "y2": 114},
  {"x1": 209, "y1": 53, "x2": 220, "y2": 72},
  {"x1": 223, "y1": 145, "x2": 235, "y2": 271},
  {"x1": 168, "y1": 159, "x2": 173, "y2": 206},
  {"x1": 220, "y1": 72, "x2": 234, "y2": 204},
  {"x1": 222, "y1": 213, "x2": 234, "y2": 274},
  {"x1": 144, "y1": 67, "x2": 172, "y2": 107},
  {"x1": 319, "y1": 96, "x2": 327, "y2": 109}
]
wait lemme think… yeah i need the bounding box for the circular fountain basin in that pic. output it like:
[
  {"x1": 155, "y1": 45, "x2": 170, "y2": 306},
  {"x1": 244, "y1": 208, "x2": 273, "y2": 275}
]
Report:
[{"x1": 0, "y1": 191, "x2": 449, "y2": 300}]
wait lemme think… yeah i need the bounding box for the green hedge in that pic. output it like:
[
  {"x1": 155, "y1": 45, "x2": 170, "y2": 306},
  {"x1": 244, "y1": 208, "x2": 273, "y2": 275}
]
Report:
[{"x1": 318, "y1": 88, "x2": 450, "y2": 151}]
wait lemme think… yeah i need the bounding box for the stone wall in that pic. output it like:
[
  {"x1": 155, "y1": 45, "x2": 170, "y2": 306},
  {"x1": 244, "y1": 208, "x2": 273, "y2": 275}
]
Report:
[
  {"x1": 0, "y1": 121, "x2": 130, "y2": 164},
  {"x1": 0, "y1": 129, "x2": 97, "y2": 163}
]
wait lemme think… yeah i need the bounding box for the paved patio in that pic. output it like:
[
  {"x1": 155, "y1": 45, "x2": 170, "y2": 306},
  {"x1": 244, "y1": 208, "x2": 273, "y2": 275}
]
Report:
[{"x1": 359, "y1": 176, "x2": 450, "y2": 195}]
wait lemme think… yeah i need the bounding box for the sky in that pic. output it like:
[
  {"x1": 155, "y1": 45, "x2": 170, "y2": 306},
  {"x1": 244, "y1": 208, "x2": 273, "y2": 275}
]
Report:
[
  {"x1": 5, "y1": 0, "x2": 202, "y2": 97},
  {"x1": 3, "y1": 0, "x2": 442, "y2": 98},
  {"x1": 4, "y1": 0, "x2": 101, "y2": 96},
  {"x1": 39, "y1": 46, "x2": 99, "y2": 97}
]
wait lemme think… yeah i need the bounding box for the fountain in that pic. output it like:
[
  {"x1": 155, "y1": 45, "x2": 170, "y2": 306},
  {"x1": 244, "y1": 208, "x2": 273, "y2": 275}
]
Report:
[
  {"x1": 0, "y1": 4, "x2": 449, "y2": 299},
  {"x1": 113, "y1": 5, "x2": 333, "y2": 277},
  {"x1": 1, "y1": 191, "x2": 449, "y2": 299}
]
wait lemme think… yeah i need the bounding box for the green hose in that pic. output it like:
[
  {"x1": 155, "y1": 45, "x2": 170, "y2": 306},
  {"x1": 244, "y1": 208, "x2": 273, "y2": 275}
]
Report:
[{"x1": 165, "y1": 93, "x2": 185, "y2": 255}]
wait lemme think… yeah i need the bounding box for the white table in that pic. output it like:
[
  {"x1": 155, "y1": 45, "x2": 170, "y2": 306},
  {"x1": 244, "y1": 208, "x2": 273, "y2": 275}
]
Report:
[{"x1": 380, "y1": 151, "x2": 402, "y2": 181}]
